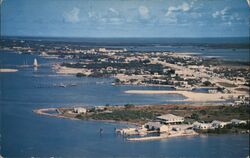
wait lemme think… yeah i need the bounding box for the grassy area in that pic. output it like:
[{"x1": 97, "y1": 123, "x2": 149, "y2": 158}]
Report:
[
  {"x1": 76, "y1": 109, "x2": 155, "y2": 125},
  {"x1": 74, "y1": 104, "x2": 250, "y2": 125}
]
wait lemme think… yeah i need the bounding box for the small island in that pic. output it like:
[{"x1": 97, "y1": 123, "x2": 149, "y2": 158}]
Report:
[{"x1": 34, "y1": 103, "x2": 250, "y2": 141}]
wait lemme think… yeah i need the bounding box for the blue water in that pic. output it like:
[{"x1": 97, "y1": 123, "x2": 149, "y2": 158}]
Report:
[
  {"x1": 0, "y1": 51, "x2": 249, "y2": 157},
  {"x1": 5, "y1": 36, "x2": 249, "y2": 44}
]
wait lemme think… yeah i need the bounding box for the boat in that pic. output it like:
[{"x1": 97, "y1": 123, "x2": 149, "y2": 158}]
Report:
[
  {"x1": 33, "y1": 58, "x2": 38, "y2": 67},
  {"x1": 59, "y1": 83, "x2": 67, "y2": 88}
]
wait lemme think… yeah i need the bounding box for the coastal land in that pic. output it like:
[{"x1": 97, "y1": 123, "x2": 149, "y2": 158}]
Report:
[
  {"x1": 1, "y1": 37, "x2": 250, "y2": 141},
  {"x1": 124, "y1": 90, "x2": 248, "y2": 102},
  {"x1": 34, "y1": 103, "x2": 250, "y2": 141}
]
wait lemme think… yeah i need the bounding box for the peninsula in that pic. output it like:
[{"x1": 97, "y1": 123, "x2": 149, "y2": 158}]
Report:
[{"x1": 34, "y1": 103, "x2": 250, "y2": 141}]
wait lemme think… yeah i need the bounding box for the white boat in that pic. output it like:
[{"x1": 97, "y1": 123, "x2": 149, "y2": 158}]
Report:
[
  {"x1": 33, "y1": 58, "x2": 38, "y2": 67},
  {"x1": 59, "y1": 83, "x2": 67, "y2": 88}
]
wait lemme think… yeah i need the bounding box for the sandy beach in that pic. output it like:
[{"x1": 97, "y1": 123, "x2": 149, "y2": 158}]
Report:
[
  {"x1": 0, "y1": 68, "x2": 18, "y2": 73},
  {"x1": 124, "y1": 90, "x2": 248, "y2": 102},
  {"x1": 53, "y1": 64, "x2": 91, "y2": 75}
]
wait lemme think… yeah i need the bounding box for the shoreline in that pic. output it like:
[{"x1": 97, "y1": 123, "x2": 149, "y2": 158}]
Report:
[
  {"x1": 33, "y1": 103, "x2": 250, "y2": 142},
  {"x1": 124, "y1": 90, "x2": 249, "y2": 102},
  {"x1": 127, "y1": 132, "x2": 199, "y2": 141},
  {"x1": 33, "y1": 108, "x2": 139, "y2": 126}
]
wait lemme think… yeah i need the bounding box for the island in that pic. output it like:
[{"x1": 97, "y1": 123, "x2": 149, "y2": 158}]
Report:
[{"x1": 34, "y1": 103, "x2": 250, "y2": 141}]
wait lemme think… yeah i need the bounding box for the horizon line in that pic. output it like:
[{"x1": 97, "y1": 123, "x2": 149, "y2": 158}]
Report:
[{"x1": 1, "y1": 35, "x2": 250, "y2": 39}]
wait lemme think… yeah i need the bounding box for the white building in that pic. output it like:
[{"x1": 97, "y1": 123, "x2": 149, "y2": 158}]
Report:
[
  {"x1": 156, "y1": 114, "x2": 184, "y2": 124},
  {"x1": 208, "y1": 89, "x2": 218, "y2": 94},
  {"x1": 94, "y1": 106, "x2": 106, "y2": 111},
  {"x1": 192, "y1": 121, "x2": 212, "y2": 130},
  {"x1": 73, "y1": 107, "x2": 87, "y2": 114},
  {"x1": 211, "y1": 120, "x2": 229, "y2": 128},
  {"x1": 231, "y1": 119, "x2": 247, "y2": 125},
  {"x1": 144, "y1": 122, "x2": 169, "y2": 133}
]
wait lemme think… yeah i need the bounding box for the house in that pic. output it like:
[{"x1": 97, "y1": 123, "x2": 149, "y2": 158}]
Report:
[
  {"x1": 94, "y1": 106, "x2": 106, "y2": 111},
  {"x1": 98, "y1": 48, "x2": 107, "y2": 52},
  {"x1": 208, "y1": 89, "x2": 218, "y2": 94},
  {"x1": 211, "y1": 120, "x2": 229, "y2": 128},
  {"x1": 192, "y1": 121, "x2": 212, "y2": 130},
  {"x1": 144, "y1": 122, "x2": 169, "y2": 133},
  {"x1": 156, "y1": 114, "x2": 184, "y2": 125},
  {"x1": 116, "y1": 128, "x2": 137, "y2": 135},
  {"x1": 238, "y1": 95, "x2": 246, "y2": 100},
  {"x1": 73, "y1": 107, "x2": 87, "y2": 114},
  {"x1": 231, "y1": 119, "x2": 247, "y2": 125}
]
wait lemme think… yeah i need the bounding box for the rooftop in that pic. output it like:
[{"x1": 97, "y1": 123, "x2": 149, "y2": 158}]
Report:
[{"x1": 156, "y1": 114, "x2": 184, "y2": 121}]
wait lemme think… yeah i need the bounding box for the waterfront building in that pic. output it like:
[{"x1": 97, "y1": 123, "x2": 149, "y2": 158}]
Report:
[
  {"x1": 192, "y1": 122, "x2": 212, "y2": 130},
  {"x1": 156, "y1": 114, "x2": 184, "y2": 125},
  {"x1": 211, "y1": 120, "x2": 229, "y2": 128},
  {"x1": 144, "y1": 122, "x2": 169, "y2": 133},
  {"x1": 231, "y1": 119, "x2": 247, "y2": 125},
  {"x1": 73, "y1": 107, "x2": 87, "y2": 114}
]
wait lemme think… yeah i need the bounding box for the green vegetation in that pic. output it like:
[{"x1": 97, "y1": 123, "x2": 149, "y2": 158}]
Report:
[
  {"x1": 76, "y1": 109, "x2": 155, "y2": 124},
  {"x1": 76, "y1": 73, "x2": 86, "y2": 77},
  {"x1": 124, "y1": 104, "x2": 135, "y2": 109},
  {"x1": 203, "y1": 81, "x2": 212, "y2": 86},
  {"x1": 74, "y1": 104, "x2": 249, "y2": 126},
  {"x1": 196, "y1": 122, "x2": 250, "y2": 134}
]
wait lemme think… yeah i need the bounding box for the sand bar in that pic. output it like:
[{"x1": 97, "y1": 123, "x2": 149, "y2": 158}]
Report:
[
  {"x1": 0, "y1": 68, "x2": 18, "y2": 73},
  {"x1": 124, "y1": 90, "x2": 248, "y2": 102}
]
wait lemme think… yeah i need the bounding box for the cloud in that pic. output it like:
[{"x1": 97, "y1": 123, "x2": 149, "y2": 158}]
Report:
[
  {"x1": 138, "y1": 6, "x2": 149, "y2": 19},
  {"x1": 108, "y1": 8, "x2": 119, "y2": 16},
  {"x1": 88, "y1": 11, "x2": 99, "y2": 19},
  {"x1": 63, "y1": 7, "x2": 80, "y2": 23},
  {"x1": 87, "y1": 8, "x2": 122, "y2": 25},
  {"x1": 212, "y1": 7, "x2": 228, "y2": 18},
  {"x1": 0, "y1": 0, "x2": 3, "y2": 5},
  {"x1": 165, "y1": 2, "x2": 190, "y2": 16},
  {"x1": 181, "y1": 3, "x2": 190, "y2": 11}
]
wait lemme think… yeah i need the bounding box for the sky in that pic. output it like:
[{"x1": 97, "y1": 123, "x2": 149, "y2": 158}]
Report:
[{"x1": 1, "y1": 0, "x2": 250, "y2": 37}]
